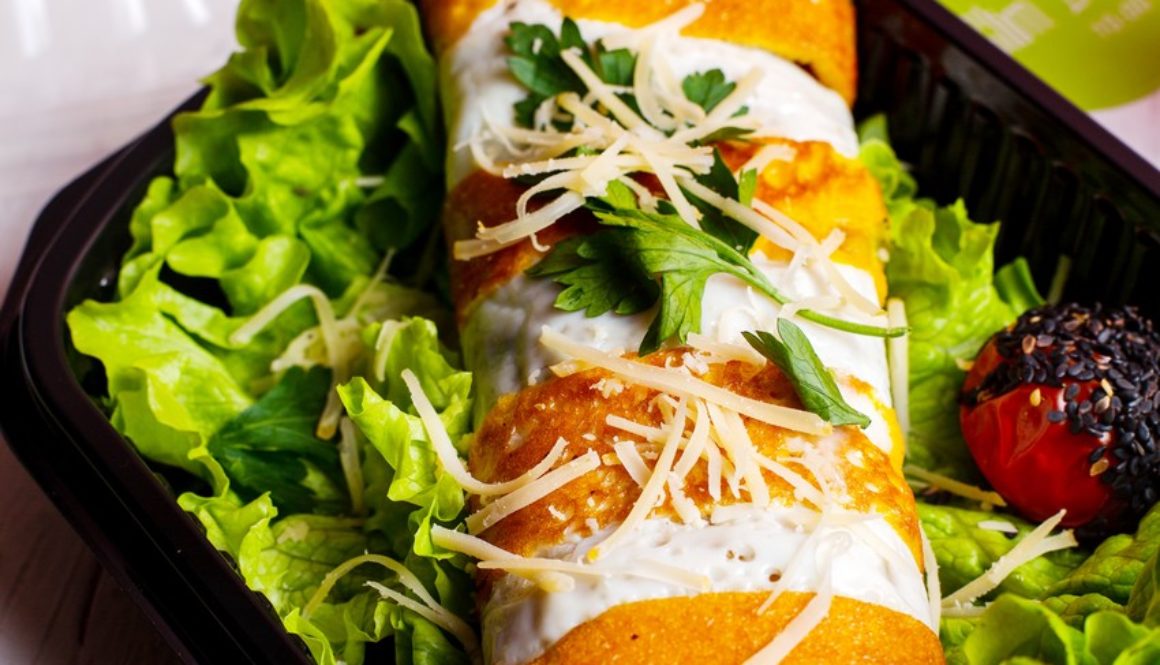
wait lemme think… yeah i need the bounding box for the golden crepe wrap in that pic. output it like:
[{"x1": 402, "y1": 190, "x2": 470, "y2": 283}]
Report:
[{"x1": 420, "y1": 1, "x2": 944, "y2": 662}]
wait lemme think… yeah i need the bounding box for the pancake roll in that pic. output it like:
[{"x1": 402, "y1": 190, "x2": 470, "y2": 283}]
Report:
[{"x1": 410, "y1": 1, "x2": 945, "y2": 662}]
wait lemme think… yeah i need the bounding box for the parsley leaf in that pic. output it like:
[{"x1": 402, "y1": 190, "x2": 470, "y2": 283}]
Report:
[
  {"x1": 682, "y1": 69, "x2": 736, "y2": 113},
  {"x1": 738, "y1": 168, "x2": 758, "y2": 206},
  {"x1": 525, "y1": 232, "x2": 659, "y2": 317},
  {"x1": 506, "y1": 20, "x2": 589, "y2": 127},
  {"x1": 595, "y1": 208, "x2": 751, "y2": 353},
  {"x1": 683, "y1": 149, "x2": 758, "y2": 254},
  {"x1": 506, "y1": 21, "x2": 584, "y2": 98},
  {"x1": 531, "y1": 181, "x2": 766, "y2": 353},
  {"x1": 743, "y1": 322, "x2": 872, "y2": 428},
  {"x1": 530, "y1": 181, "x2": 904, "y2": 354},
  {"x1": 507, "y1": 20, "x2": 638, "y2": 129},
  {"x1": 206, "y1": 366, "x2": 346, "y2": 514},
  {"x1": 594, "y1": 42, "x2": 636, "y2": 87}
]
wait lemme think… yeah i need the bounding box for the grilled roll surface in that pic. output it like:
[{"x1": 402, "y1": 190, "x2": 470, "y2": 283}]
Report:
[{"x1": 420, "y1": 1, "x2": 943, "y2": 662}]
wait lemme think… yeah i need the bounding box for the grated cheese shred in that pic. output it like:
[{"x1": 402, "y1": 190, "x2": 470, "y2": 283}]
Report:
[
  {"x1": 588, "y1": 398, "x2": 689, "y2": 561},
  {"x1": 465, "y1": 450, "x2": 602, "y2": 534},
  {"x1": 941, "y1": 509, "x2": 1076, "y2": 608},
  {"x1": 404, "y1": 371, "x2": 572, "y2": 497},
  {"x1": 905, "y1": 465, "x2": 1007, "y2": 507},
  {"x1": 541, "y1": 327, "x2": 828, "y2": 435}
]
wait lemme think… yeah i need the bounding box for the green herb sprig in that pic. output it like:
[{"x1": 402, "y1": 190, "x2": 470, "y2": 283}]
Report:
[
  {"x1": 508, "y1": 19, "x2": 907, "y2": 353},
  {"x1": 506, "y1": 19, "x2": 745, "y2": 132},
  {"x1": 744, "y1": 322, "x2": 872, "y2": 428},
  {"x1": 529, "y1": 182, "x2": 907, "y2": 354}
]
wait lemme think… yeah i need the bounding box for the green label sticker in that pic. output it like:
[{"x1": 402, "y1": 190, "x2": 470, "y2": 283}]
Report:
[{"x1": 939, "y1": 0, "x2": 1160, "y2": 110}]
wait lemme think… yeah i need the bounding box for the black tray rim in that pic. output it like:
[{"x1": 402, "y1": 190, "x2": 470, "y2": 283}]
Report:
[
  {"x1": 0, "y1": 97, "x2": 313, "y2": 665},
  {"x1": 1, "y1": 0, "x2": 1158, "y2": 662},
  {"x1": 878, "y1": 0, "x2": 1159, "y2": 198}
]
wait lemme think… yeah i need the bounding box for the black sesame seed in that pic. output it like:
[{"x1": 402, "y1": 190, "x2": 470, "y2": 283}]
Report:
[{"x1": 966, "y1": 303, "x2": 1160, "y2": 523}]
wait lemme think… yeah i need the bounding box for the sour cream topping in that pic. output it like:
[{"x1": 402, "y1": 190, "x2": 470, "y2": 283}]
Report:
[
  {"x1": 440, "y1": 0, "x2": 858, "y2": 189},
  {"x1": 483, "y1": 508, "x2": 932, "y2": 664}
]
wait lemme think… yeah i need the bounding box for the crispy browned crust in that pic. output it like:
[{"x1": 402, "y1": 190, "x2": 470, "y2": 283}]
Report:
[
  {"x1": 530, "y1": 592, "x2": 944, "y2": 664},
  {"x1": 420, "y1": 0, "x2": 857, "y2": 104},
  {"x1": 468, "y1": 349, "x2": 924, "y2": 596},
  {"x1": 446, "y1": 139, "x2": 890, "y2": 325}
]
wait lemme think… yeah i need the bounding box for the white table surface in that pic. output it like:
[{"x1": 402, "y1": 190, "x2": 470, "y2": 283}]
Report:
[
  {"x1": 0, "y1": 2, "x2": 1157, "y2": 663},
  {"x1": 1, "y1": 1, "x2": 236, "y2": 662}
]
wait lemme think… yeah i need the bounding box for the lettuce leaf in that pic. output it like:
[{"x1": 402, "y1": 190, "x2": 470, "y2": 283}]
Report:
[
  {"x1": 919, "y1": 503, "x2": 1087, "y2": 601},
  {"x1": 946, "y1": 595, "x2": 1160, "y2": 665},
  {"x1": 206, "y1": 366, "x2": 347, "y2": 515},
  {"x1": 1050, "y1": 505, "x2": 1160, "y2": 607},
  {"x1": 177, "y1": 317, "x2": 473, "y2": 664},
  {"x1": 940, "y1": 505, "x2": 1160, "y2": 662},
  {"x1": 67, "y1": 267, "x2": 253, "y2": 476},
  {"x1": 67, "y1": 0, "x2": 465, "y2": 662},
  {"x1": 860, "y1": 116, "x2": 1041, "y2": 478}
]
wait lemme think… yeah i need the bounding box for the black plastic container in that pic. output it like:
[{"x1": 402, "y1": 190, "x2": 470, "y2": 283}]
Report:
[{"x1": 1, "y1": 0, "x2": 1158, "y2": 663}]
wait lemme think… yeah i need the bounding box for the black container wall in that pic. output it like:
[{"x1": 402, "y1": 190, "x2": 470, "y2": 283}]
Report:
[{"x1": 1, "y1": 0, "x2": 1158, "y2": 664}]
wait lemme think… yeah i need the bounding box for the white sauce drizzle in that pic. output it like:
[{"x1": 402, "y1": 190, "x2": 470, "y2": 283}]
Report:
[
  {"x1": 463, "y1": 254, "x2": 895, "y2": 455},
  {"x1": 482, "y1": 509, "x2": 931, "y2": 664}
]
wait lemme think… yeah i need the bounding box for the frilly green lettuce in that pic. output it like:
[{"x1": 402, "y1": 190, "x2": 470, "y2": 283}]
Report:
[
  {"x1": 861, "y1": 116, "x2": 1042, "y2": 478},
  {"x1": 67, "y1": 0, "x2": 468, "y2": 662}
]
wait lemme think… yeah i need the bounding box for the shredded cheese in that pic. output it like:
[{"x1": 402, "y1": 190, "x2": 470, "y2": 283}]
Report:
[
  {"x1": 338, "y1": 418, "x2": 365, "y2": 515},
  {"x1": 753, "y1": 453, "x2": 827, "y2": 508},
  {"x1": 613, "y1": 440, "x2": 652, "y2": 487},
  {"x1": 672, "y1": 400, "x2": 711, "y2": 480},
  {"x1": 921, "y1": 529, "x2": 942, "y2": 630},
  {"x1": 740, "y1": 143, "x2": 796, "y2": 174},
  {"x1": 746, "y1": 543, "x2": 838, "y2": 664},
  {"x1": 942, "y1": 509, "x2": 1076, "y2": 608},
  {"x1": 679, "y1": 178, "x2": 798, "y2": 250},
  {"x1": 667, "y1": 473, "x2": 705, "y2": 525},
  {"x1": 454, "y1": 191, "x2": 585, "y2": 259},
  {"x1": 431, "y1": 526, "x2": 575, "y2": 592},
  {"x1": 303, "y1": 553, "x2": 453, "y2": 634},
  {"x1": 465, "y1": 450, "x2": 602, "y2": 534},
  {"x1": 230, "y1": 284, "x2": 344, "y2": 438},
  {"x1": 607, "y1": 414, "x2": 667, "y2": 442},
  {"x1": 977, "y1": 520, "x2": 1019, "y2": 534},
  {"x1": 687, "y1": 332, "x2": 767, "y2": 365},
  {"x1": 886, "y1": 299, "x2": 910, "y2": 436},
  {"x1": 904, "y1": 466, "x2": 1008, "y2": 507},
  {"x1": 432, "y1": 526, "x2": 710, "y2": 591},
  {"x1": 705, "y1": 403, "x2": 770, "y2": 506},
  {"x1": 541, "y1": 327, "x2": 828, "y2": 435},
  {"x1": 366, "y1": 581, "x2": 480, "y2": 659},
  {"x1": 588, "y1": 399, "x2": 689, "y2": 561},
  {"x1": 404, "y1": 371, "x2": 572, "y2": 497}
]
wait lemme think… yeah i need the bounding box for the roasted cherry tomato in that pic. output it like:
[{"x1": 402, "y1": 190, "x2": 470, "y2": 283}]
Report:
[
  {"x1": 961, "y1": 341, "x2": 1118, "y2": 527},
  {"x1": 959, "y1": 303, "x2": 1160, "y2": 533}
]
